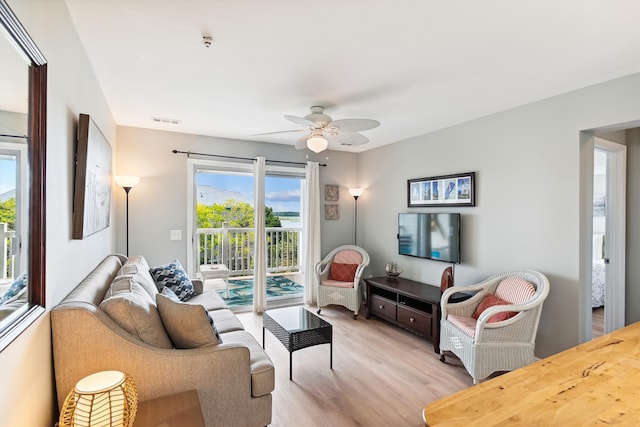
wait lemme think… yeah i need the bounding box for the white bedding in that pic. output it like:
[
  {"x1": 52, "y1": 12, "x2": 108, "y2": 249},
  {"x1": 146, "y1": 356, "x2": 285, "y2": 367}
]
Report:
[{"x1": 592, "y1": 258, "x2": 605, "y2": 308}]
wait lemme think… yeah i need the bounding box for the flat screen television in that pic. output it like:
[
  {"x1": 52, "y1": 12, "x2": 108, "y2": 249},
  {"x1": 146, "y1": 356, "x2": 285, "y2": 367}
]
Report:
[{"x1": 398, "y1": 213, "x2": 461, "y2": 263}]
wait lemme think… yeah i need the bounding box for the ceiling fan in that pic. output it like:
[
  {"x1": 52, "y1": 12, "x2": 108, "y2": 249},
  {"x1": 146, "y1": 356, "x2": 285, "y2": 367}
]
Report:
[{"x1": 257, "y1": 106, "x2": 380, "y2": 153}]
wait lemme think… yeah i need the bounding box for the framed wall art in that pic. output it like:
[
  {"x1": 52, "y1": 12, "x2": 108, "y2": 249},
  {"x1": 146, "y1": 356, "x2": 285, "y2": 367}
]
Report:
[
  {"x1": 325, "y1": 204, "x2": 339, "y2": 220},
  {"x1": 72, "y1": 113, "x2": 113, "y2": 239},
  {"x1": 325, "y1": 184, "x2": 339, "y2": 201},
  {"x1": 408, "y1": 172, "x2": 475, "y2": 207}
]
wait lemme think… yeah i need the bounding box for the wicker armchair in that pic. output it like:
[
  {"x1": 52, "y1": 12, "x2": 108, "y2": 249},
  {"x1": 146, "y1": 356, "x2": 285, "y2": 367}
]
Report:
[
  {"x1": 316, "y1": 245, "x2": 370, "y2": 319},
  {"x1": 439, "y1": 269, "x2": 550, "y2": 384}
]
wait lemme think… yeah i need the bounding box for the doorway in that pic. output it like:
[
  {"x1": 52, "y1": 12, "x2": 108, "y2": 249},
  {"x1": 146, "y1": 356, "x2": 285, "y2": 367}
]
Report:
[
  {"x1": 186, "y1": 159, "x2": 305, "y2": 310},
  {"x1": 593, "y1": 138, "x2": 626, "y2": 337},
  {"x1": 581, "y1": 131, "x2": 627, "y2": 341}
]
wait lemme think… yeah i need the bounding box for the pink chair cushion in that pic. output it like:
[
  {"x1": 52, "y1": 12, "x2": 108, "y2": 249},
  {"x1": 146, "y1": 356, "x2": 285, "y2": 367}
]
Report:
[
  {"x1": 334, "y1": 250, "x2": 363, "y2": 264},
  {"x1": 321, "y1": 279, "x2": 354, "y2": 288},
  {"x1": 448, "y1": 315, "x2": 477, "y2": 337},
  {"x1": 328, "y1": 263, "x2": 358, "y2": 282},
  {"x1": 495, "y1": 277, "x2": 536, "y2": 304},
  {"x1": 472, "y1": 294, "x2": 517, "y2": 323}
]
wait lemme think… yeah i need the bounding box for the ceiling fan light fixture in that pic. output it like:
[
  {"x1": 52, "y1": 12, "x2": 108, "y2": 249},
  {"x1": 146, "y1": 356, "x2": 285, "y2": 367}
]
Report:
[{"x1": 307, "y1": 136, "x2": 328, "y2": 153}]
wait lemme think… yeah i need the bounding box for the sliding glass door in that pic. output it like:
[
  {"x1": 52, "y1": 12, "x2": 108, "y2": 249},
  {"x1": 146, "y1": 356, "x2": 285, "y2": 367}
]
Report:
[{"x1": 188, "y1": 160, "x2": 304, "y2": 310}]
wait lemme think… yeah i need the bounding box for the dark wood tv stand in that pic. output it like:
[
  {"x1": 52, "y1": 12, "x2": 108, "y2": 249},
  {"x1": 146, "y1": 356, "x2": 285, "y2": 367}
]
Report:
[{"x1": 364, "y1": 276, "x2": 470, "y2": 353}]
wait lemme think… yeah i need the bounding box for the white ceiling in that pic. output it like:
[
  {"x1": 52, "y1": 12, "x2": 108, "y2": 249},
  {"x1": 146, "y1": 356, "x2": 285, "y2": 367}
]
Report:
[{"x1": 63, "y1": 0, "x2": 640, "y2": 153}]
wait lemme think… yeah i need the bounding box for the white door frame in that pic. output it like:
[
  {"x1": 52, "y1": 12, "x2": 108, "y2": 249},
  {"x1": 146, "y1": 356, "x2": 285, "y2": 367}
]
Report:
[
  {"x1": 596, "y1": 138, "x2": 626, "y2": 334},
  {"x1": 579, "y1": 131, "x2": 626, "y2": 341}
]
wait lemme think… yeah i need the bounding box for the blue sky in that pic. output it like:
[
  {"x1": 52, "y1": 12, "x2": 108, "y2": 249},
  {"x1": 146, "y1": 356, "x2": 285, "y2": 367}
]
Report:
[
  {"x1": 0, "y1": 158, "x2": 16, "y2": 194},
  {"x1": 197, "y1": 172, "x2": 302, "y2": 213}
]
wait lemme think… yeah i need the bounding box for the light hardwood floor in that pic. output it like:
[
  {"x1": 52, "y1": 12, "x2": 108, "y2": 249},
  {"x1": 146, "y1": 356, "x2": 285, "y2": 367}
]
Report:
[
  {"x1": 236, "y1": 305, "x2": 474, "y2": 427},
  {"x1": 592, "y1": 306, "x2": 604, "y2": 338}
]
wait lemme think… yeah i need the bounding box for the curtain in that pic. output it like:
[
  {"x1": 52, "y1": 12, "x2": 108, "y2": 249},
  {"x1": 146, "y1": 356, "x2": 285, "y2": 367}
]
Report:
[
  {"x1": 303, "y1": 161, "x2": 321, "y2": 305},
  {"x1": 253, "y1": 157, "x2": 267, "y2": 313}
]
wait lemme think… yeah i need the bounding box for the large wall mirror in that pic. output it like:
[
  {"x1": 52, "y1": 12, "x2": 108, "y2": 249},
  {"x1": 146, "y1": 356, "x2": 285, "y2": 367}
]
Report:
[{"x1": 0, "y1": 0, "x2": 47, "y2": 349}]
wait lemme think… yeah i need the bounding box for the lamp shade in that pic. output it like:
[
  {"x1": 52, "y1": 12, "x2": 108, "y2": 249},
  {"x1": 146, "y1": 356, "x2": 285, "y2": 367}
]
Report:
[
  {"x1": 348, "y1": 187, "x2": 364, "y2": 198},
  {"x1": 59, "y1": 370, "x2": 138, "y2": 427},
  {"x1": 115, "y1": 176, "x2": 140, "y2": 189},
  {"x1": 307, "y1": 136, "x2": 328, "y2": 153}
]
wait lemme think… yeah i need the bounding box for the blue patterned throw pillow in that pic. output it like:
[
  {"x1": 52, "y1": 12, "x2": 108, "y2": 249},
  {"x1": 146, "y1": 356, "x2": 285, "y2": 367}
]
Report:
[
  {"x1": 0, "y1": 272, "x2": 27, "y2": 305},
  {"x1": 149, "y1": 260, "x2": 195, "y2": 301}
]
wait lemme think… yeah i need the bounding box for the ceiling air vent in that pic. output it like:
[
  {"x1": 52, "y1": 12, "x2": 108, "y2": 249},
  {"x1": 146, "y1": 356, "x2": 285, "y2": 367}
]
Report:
[{"x1": 151, "y1": 117, "x2": 181, "y2": 125}]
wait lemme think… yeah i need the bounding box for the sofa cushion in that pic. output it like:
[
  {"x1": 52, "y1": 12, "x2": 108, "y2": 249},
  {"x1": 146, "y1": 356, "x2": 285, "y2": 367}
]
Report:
[
  {"x1": 149, "y1": 259, "x2": 195, "y2": 301},
  {"x1": 117, "y1": 263, "x2": 158, "y2": 299},
  {"x1": 208, "y1": 309, "x2": 244, "y2": 333},
  {"x1": 220, "y1": 330, "x2": 275, "y2": 397},
  {"x1": 156, "y1": 292, "x2": 222, "y2": 348},
  {"x1": 100, "y1": 275, "x2": 173, "y2": 349},
  {"x1": 187, "y1": 289, "x2": 228, "y2": 311}
]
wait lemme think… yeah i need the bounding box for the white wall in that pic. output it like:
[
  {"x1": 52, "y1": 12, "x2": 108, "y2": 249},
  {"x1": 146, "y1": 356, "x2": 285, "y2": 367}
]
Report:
[
  {"x1": 1, "y1": 1, "x2": 117, "y2": 426},
  {"x1": 358, "y1": 73, "x2": 640, "y2": 357},
  {"x1": 625, "y1": 127, "x2": 640, "y2": 324},
  {"x1": 0, "y1": 1, "x2": 638, "y2": 424},
  {"x1": 115, "y1": 126, "x2": 359, "y2": 269}
]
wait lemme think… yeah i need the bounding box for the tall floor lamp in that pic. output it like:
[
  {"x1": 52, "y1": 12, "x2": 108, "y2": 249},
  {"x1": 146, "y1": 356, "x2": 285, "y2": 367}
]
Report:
[
  {"x1": 115, "y1": 176, "x2": 140, "y2": 256},
  {"x1": 348, "y1": 187, "x2": 364, "y2": 245}
]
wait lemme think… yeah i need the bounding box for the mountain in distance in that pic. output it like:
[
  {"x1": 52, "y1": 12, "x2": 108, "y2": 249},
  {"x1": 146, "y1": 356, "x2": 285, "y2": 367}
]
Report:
[
  {"x1": 197, "y1": 185, "x2": 251, "y2": 206},
  {"x1": 0, "y1": 189, "x2": 15, "y2": 202},
  {"x1": 274, "y1": 211, "x2": 299, "y2": 217}
]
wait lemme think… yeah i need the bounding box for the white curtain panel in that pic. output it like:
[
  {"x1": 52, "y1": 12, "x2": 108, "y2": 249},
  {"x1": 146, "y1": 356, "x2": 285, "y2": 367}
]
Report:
[
  {"x1": 303, "y1": 161, "x2": 321, "y2": 305},
  {"x1": 253, "y1": 157, "x2": 267, "y2": 313}
]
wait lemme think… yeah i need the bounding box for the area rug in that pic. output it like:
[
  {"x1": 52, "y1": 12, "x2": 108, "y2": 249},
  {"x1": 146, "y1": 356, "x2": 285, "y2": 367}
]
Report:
[{"x1": 218, "y1": 275, "x2": 304, "y2": 308}]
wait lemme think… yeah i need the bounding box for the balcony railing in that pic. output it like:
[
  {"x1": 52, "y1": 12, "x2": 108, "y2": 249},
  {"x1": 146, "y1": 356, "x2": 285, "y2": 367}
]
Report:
[
  {"x1": 195, "y1": 223, "x2": 302, "y2": 276},
  {"x1": 1, "y1": 222, "x2": 16, "y2": 280}
]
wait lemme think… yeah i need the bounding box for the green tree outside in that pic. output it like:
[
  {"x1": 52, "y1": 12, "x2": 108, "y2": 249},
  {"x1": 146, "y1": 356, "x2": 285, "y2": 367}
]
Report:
[
  {"x1": 196, "y1": 200, "x2": 287, "y2": 268},
  {"x1": 0, "y1": 197, "x2": 16, "y2": 230},
  {"x1": 196, "y1": 199, "x2": 281, "y2": 228}
]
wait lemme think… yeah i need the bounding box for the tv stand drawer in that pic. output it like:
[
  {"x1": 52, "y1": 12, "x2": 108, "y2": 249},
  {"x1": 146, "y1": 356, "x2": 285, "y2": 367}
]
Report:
[
  {"x1": 397, "y1": 305, "x2": 431, "y2": 335},
  {"x1": 370, "y1": 294, "x2": 396, "y2": 320}
]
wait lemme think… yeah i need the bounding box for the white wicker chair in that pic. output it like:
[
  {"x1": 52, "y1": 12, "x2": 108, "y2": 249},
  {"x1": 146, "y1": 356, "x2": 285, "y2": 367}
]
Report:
[
  {"x1": 439, "y1": 269, "x2": 550, "y2": 384},
  {"x1": 316, "y1": 245, "x2": 370, "y2": 319}
]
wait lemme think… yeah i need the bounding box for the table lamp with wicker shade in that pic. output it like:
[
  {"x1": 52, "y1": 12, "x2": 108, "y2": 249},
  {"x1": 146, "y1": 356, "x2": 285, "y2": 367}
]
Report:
[{"x1": 59, "y1": 370, "x2": 138, "y2": 427}]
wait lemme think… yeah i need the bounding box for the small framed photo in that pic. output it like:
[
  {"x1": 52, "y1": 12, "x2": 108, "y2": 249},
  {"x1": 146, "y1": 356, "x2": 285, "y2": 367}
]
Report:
[
  {"x1": 325, "y1": 184, "x2": 339, "y2": 201},
  {"x1": 408, "y1": 172, "x2": 475, "y2": 207},
  {"x1": 325, "y1": 204, "x2": 339, "y2": 220}
]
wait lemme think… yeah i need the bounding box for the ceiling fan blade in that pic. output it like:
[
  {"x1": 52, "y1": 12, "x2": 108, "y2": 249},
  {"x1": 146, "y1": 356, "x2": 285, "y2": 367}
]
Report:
[
  {"x1": 284, "y1": 115, "x2": 316, "y2": 128},
  {"x1": 252, "y1": 129, "x2": 306, "y2": 136},
  {"x1": 327, "y1": 132, "x2": 369, "y2": 146},
  {"x1": 328, "y1": 118, "x2": 380, "y2": 133},
  {"x1": 295, "y1": 135, "x2": 309, "y2": 150}
]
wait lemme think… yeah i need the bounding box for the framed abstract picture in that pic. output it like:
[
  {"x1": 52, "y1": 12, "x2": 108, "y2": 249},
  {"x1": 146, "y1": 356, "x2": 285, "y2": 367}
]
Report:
[
  {"x1": 72, "y1": 113, "x2": 113, "y2": 239},
  {"x1": 325, "y1": 184, "x2": 339, "y2": 201},
  {"x1": 408, "y1": 172, "x2": 475, "y2": 207},
  {"x1": 325, "y1": 204, "x2": 339, "y2": 220}
]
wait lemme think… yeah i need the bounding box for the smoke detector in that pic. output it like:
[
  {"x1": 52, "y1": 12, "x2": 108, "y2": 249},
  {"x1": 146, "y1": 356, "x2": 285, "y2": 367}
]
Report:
[{"x1": 202, "y1": 35, "x2": 213, "y2": 48}]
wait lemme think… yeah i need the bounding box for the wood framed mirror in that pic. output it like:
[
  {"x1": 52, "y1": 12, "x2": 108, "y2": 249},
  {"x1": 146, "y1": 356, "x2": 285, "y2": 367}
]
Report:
[{"x1": 0, "y1": 0, "x2": 47, "y2": 349}]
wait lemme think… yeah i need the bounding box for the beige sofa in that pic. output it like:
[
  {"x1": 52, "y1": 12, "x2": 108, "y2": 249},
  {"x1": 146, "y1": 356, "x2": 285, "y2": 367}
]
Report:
[{"x1": 51, "y1": 254, "x2": 274, "y2": 427}]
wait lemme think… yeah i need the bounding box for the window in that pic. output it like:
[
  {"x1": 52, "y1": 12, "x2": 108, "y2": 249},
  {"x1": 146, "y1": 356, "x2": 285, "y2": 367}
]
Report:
[{"x1": 0, "y1": 0, "x2": 47, "y2": 350}]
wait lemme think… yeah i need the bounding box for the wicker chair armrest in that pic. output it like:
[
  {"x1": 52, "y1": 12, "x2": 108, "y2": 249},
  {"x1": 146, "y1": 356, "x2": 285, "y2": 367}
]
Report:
[
  {"x1": 475, "y1": 304, "x2": 542, "y2": 342},
  {"x1": 315, "y1": 260, "x2": 331, "y2": 277},
  {"x1": 442, "y1": 286, "x2": 491, "y2": 318}
]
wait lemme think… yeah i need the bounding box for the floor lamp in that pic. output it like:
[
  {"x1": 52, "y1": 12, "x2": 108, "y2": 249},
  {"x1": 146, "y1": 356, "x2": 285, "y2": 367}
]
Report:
[
  {"x1": 348, "y1": 187, "x2": 364, "y2": 245},
  {"x1": 115, "y1": 176, "x2": 140, "y2": 256}
]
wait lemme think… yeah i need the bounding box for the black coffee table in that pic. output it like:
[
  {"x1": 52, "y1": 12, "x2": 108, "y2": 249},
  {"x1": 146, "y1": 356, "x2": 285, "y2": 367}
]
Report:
[{"x1": 262, "y1": 306, "x2": 332, "y2": 381}]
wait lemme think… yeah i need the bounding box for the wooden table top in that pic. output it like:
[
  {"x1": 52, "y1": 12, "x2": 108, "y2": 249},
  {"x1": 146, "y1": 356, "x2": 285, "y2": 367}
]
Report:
[{"x1": 423, "y1": 321, "x2": 640, "y2": 426}]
